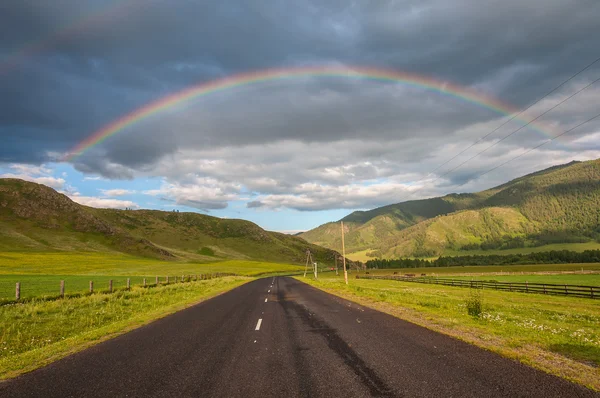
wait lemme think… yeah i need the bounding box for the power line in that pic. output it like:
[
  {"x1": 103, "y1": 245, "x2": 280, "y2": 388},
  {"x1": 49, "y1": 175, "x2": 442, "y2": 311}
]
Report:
[
  {"x1": 430, "y1": 76, "x2": 600, "y2": 177},
  {"x1": 426, "y1": 55, "x2": 600, "y2": 176},
  {"x1": 398, "y1": 73, "x2": 600, "y2": 202},
  {"x1": 452, "y1": 111, "x2": 600, "y2": 190},
  {"x1": 396, "y1": 55, "x2": 600, "y2": 197}
]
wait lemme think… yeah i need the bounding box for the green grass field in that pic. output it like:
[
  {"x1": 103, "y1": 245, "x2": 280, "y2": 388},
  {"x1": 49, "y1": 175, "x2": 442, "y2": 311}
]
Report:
[
  {"x1": 450, "y1": 274, "x2": 600, "y2": 286},
  {"x1": 0, "y1": 277, "x2": 249, "y2": 379},
  {"x1": 299, "y1": 275, "x2": 600, "y2": 391},
  {"x1": 0, "y1": 252, "x2": 303, "y2": 300},
  {"x1": 362, "y1": 263, "x2": 600, "y2": 276},
  {"x1": 346, "y1": 242, "x2": 600, "y2": 262},
  {"x1": 0, "y1": 252, "x2": 303, "y2": 276},
  {"x1": 442, "y1": 242, "x2": 600, "y2": 257}
]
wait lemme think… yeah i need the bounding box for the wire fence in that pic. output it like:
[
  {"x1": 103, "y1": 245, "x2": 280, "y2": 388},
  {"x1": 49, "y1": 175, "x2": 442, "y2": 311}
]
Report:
[
  {"x1": 356, "y1": 275, "x2": 600, "y2": 299},
  {"x1": 0, "y1": 273, "x2": 235, "y2": 304}
]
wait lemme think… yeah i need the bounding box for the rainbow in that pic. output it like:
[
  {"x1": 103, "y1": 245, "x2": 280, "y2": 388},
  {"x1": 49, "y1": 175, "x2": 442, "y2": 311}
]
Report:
[{"x1": 63, "y1": 65, "x2": 557, "y2": 161}]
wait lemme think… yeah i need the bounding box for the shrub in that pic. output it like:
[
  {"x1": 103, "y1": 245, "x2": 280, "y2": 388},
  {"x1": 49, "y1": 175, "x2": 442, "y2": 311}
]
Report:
[
  {"x1": 465, "y1": 287, "x2": 483, "y2": 318},
  {"x1": 198, "y1": 247, "x2": 215, "y2": 256}
]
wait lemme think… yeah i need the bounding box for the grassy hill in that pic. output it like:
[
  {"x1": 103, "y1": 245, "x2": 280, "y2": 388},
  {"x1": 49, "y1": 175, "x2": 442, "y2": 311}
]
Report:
[
  {"x1": 300, "y1": 159, "x2": 600, "y2": 258},
  {"x1": 0, "y1": 179, "x2": 339, "y2": 265}
]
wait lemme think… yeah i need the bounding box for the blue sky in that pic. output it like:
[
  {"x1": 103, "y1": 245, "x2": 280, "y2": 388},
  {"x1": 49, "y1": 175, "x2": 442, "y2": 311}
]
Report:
[{"x1": 0, "y1": 162, "x2": 353, "y2": 232}]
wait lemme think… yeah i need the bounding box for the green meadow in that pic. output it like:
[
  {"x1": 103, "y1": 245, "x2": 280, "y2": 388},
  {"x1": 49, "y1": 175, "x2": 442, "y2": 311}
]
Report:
[
  {"x1": 0, "y1": 252, "x2": 303, "y2": 300},
  {"x1": 298, "y1": 275, "x2": 600, "y2": 391},
  {"x1": 450, "y1": 274, "x2": 600, "y2": 286},
  {"x1": 361, "y1": 262, "x2": 600, "y2": 276},
  {"x1": 0, "y1": 252, "x2": 303, "y2": 276}
]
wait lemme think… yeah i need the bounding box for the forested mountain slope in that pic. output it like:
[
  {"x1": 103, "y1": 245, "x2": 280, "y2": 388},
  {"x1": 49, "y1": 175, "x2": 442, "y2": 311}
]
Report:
[{"x1": 300, "y1": 159, "x2": 600, "y2": 258}]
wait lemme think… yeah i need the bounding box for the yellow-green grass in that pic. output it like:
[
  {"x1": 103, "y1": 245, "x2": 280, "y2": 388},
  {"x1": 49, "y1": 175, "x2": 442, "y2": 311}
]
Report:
[
  {"x1": 442, "y1": 242, "x2": 600, "y2": 257},
  {"x1": 348, "y1": 243, "x2": 600, "y2": 262},
  {"x1": 364, "y1": 263, "x2": 600, "y2": 276},
  {"x1": 450, "y1": 274, "x2": 600, "y2": 286},
  {"x1": 0, "y1": 276, "x2": 249, "y2": 379},
  {"x1": 346, "y1": 250, "x2": 373, "y2": 262},
  {"x1": 298, "y1": 275, "x2": 600, "y2": 391},
  {"x1": 0, "y1": 252, "x2": 303, "y2": 276}
]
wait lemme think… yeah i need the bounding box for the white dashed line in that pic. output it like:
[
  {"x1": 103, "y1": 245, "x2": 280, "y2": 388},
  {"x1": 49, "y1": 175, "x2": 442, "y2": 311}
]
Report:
[
  {"x1": 265, "y1": 298, "x2": 268, "y2": 303},
  {"x1": 255, "y1": 318, "x2": 263, "y2": 331},
  {"x1": 268, "y1": 290, "x2": 271, "y2": 293}
]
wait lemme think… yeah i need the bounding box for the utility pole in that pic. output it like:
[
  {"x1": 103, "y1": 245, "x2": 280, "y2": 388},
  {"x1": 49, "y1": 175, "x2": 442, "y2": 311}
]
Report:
[
  {"x1": 341, "y1": 221, "x2": 348, "y2": 285},
  {"x1": 304, "y1": 249, "x2": 317, "y2": 279}
]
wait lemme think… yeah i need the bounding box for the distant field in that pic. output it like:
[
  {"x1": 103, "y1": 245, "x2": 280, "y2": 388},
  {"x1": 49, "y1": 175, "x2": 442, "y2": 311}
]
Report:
[
  {"x1": 441, "y1": 242, "x2": 600, "y2": 256},
  {"x1": 362, "y1": 263, "x2": 600, "y2": 276},
  {"x1": 345, "y1": 250, "x2": 372, "y2": 262},
  {"x1": 346, "y1": 242, "x2": 600, "y2": 262},
  {"x1": 0, "y1": 252, "x2": 303, "y2": 300},
  {"x1": 0, "y1": 252, "x2": 303, "y2": 276}
]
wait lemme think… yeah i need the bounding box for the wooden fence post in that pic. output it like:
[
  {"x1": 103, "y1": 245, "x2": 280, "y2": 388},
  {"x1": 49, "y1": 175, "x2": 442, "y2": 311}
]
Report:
[
  {"x1": 525, "y1": 281, "x2": 528, "y2": 293},
  {"x1": 109, "y1": 280, "x2": 113, "y2": 293},
  {"x1": 166, "y1": 276, "x2": 169, "y2": 284},
  {"x1": 60, "y1": 280, "x2": 65, "y2": 297},
  {"x1": 543, "y1": 284, "x2": 547, "y2": 294},
  {"x1": 143, "y1": 278, "x2": 147, "y2": 287},
  {"x1": 509, "y1": 283, "x2": 512, "y2": 292},
  {"x1": 155, "y1": 276, "x2": 158, "y2": 285},
  {"x1": 15, "y1": 282, "x2": 20, "y2": 301},
  {"x1": 591, "y1": 287, "x2": 594, "y2": 299},
  {"x1": 564, "y1": 284, "x2": 568, "y2": 295},
  {"x1": 127, "y1": 278, "x2": 130, "y2": 290},
  {"x1": 89, "y1": 281, "x2": 93, "y2": 294}
]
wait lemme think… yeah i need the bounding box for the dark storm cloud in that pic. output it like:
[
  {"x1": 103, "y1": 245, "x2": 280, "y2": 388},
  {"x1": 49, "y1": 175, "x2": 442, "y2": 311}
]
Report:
[
  {"x1": 246, "y1": 201, "x2": 264, "y2": 209},
  {"x1": 1, "y1": 0, "x2": 600, "y2": 211}
]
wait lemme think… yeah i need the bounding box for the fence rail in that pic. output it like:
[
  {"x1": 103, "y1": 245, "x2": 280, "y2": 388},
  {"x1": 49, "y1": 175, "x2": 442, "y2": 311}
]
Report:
[
  {"x1": 1, "y1": 273, "x2": 236, "y2": 304},
  {"x1": 356, "y1": 275, "x2": 599, "y2": 299}
]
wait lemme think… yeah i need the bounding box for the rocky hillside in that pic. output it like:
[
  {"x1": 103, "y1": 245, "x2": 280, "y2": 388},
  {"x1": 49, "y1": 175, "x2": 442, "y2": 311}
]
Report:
[{"x1": 0, "y1": 178, "x2": 339, "y2": 265}]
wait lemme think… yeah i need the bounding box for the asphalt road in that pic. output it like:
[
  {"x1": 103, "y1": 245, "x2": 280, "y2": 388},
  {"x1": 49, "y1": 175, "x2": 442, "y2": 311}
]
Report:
[{"x1": 0, "y1": 277, "x2": 597, "y2": 398}]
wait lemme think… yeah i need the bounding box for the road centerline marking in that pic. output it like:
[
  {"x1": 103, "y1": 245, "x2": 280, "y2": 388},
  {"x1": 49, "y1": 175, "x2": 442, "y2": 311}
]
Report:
[
  {"x1": 255, "y1": 318, "x2": 263, "y2": 331},
  {"x1": 265, "y1": 298, "x2": 268, "y2": 302}
]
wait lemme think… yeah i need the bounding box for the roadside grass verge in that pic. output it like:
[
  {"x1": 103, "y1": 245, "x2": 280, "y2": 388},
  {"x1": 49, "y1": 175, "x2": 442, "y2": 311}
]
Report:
[
  {"x1": 0, "y1": 276, "x2": 249, "y2": 380},
  {"x1": 298, "y1": 276, "x2": 600, "y2": 391}
]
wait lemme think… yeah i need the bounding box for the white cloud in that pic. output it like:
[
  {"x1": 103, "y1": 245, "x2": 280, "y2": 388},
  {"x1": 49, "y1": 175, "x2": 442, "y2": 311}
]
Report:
[
  {"x1": 0, "y1": 164, "x2": 66, "y2": 190},
  {"x1": 69, "y1": 194, "x2": 139, "y2": 209},
  {"x1": 144, "y1": 177, "x2": 241, "y2": 210},
  {"x1": 99, "y1": 189, "x2": 135, "y2": 197}
]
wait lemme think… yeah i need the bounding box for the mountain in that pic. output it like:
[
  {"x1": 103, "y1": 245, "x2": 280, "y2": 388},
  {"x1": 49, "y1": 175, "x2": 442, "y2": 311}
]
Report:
[
  {"x1": 300, "y1": 159, "x2": 600, "y2": 259},
  {"x1": 0, "y1": 178, "x2": 339, "y2": 265}
]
